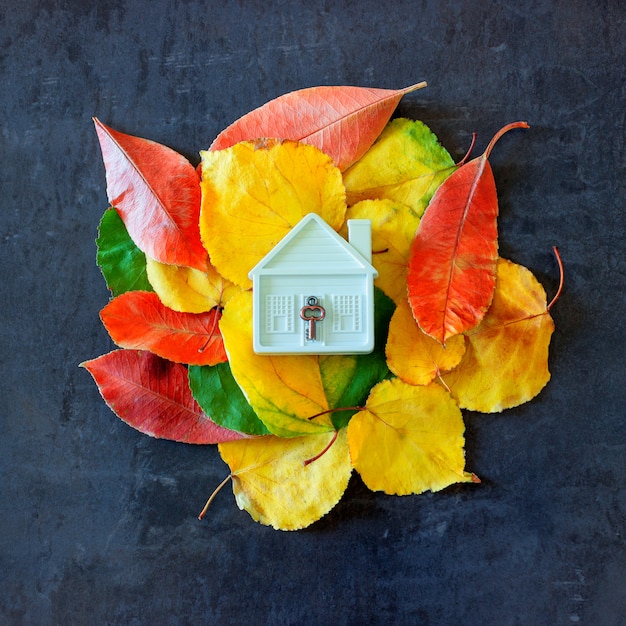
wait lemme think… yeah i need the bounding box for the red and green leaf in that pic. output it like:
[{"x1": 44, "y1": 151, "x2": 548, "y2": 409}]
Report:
[
  {"x1": 81, "y1": 350, "x2": 243, "y2": 443},
  {"x1": 210, "y1": 83, "x2": 426, "y2": 171},
  {"x1": 100, "y1": 291, "x2": 227, "y2": 366},
  {"x1": 407, "y1": 122, "x2": 529, "y2": 345},
  {"x1": 94, "y1": 118, "x2": 208, "y2": 271}
]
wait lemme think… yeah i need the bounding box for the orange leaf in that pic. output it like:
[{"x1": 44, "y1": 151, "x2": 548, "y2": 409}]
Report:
[
  {"x1": 209, "y1": 83, "x2": 426, "y2": 171},
  {"x1": 81, "y1": 350, "x2": 243, "y2": 443},
  {"x1": 94, "y1": 119, "x2": 208, "y2": 272},
  {"x1": 407, "y1": 122, "x2": 529, "y2": 344},
  {"x1": 100, "y1": 291, "x2": 227, "y2": 366}
]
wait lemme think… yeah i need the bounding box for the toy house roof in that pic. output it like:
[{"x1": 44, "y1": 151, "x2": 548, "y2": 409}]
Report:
[{"x1": 248, "y1": 213, "x2": 378, "y2": 278}]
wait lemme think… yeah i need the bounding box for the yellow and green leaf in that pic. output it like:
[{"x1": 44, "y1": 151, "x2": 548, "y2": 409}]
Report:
[
  {"x1": 342, "y1": 118, "x2": 456, "y2": 215},
  {"x1": 319, "y1": 288, "x2": 395, "y2": 429},
  {"x1": 220, "y1": 289, "x2": 394, "y2": 436},
  {"x1": 219, "y1": 290, "x2": 333, "y2": 437},
  {"x1": 188, "y1": 362, "x2": 271, "y2": 436}
]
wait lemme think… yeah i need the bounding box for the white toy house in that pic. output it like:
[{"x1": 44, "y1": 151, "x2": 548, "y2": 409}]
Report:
[{"x1": 248, "y1": 213, "x2": 378, "y2": 355}]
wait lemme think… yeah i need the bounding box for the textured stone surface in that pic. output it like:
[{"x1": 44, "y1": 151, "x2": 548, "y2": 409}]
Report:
[{"x1": 1, "y1": 1, "x2": 624, "y2": 624}]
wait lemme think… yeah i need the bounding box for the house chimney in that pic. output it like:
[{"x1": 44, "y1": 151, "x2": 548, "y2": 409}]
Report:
[{"x1": 347, "y1": 219, "x2": 372, "y2": 263}]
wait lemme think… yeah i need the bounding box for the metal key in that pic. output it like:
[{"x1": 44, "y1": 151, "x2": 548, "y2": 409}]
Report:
[{"x1": 299, "y1": 296, "x2": 325, "y2": 341}]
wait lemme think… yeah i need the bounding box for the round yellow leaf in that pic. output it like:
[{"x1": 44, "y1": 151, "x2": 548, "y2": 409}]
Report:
[
  {"x1": 347, "y1": 378, "x2": 474, "y2": 495},
  {"x1": 145, "y1": 256, "x2": 240, "y2": 313},
  {"x1": 200, "y1": 140, "x2": 347, "y2": 289},
  {"x1": 386, "y1": 299, "x2": 466, "y2": 385},
  {"x1": 219, "y1": 290, "x2": 333, "y2": 437},
  {"x1": 344, "y1": 198, "x2": 420, "y2": 303},
  {"x1": 441, "y1": 258, "x2": 555, "y2": 412},
  {"x1": 218, "y1": 429, "x2": 351, "y2": 531}
]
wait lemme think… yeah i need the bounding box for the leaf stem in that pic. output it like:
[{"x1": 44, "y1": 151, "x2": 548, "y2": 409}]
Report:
[
  {"x1": 402, "y1": 81, "x2": 428, "y2": 94},
  {"x1": 198, "y1": 473, "x2": 232, "y2": 520},
  {"x1": 547, "y1": 246, "x2": 564, "y2": 311},
  {"x1": 456, "y1": 133, "x2": 477, "y2": 166},
  {"x1": 307, "y1": 406, "x2": 365, "y2": 421},
  {"x1": 436, "y1": 370, "x2": 452, "y2": 394},
  {"x1": 198, "y1": 306, "x2": 222, "y2": 353},
  {"x1": 303, "y1": 430, "x2": 339, "y2": 467},
  {"x1": 483, "y1": 121, "x2": 530, "y2": 159}
]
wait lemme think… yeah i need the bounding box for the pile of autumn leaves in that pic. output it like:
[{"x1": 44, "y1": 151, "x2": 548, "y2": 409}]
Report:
[{"x1": 83, "y1": 84, "x2": 557, "y2": 530}]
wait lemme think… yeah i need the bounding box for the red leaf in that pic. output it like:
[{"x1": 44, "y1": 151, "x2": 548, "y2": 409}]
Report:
[
  {"x1": 100, "y1": 291, "x2": 227, "y2": 366},
  {"x1": 82, "y1": 350, "x2": 244, "y2": 444},
  {"x1": 407, "y1": 122, "x2": 529, "y2": 345},
  {"x1": 210, "y1": 83, "x2": 426, "y2": 171},
  {"x1": 94, "y1": 119, "x2": 208, "y2": 272}
]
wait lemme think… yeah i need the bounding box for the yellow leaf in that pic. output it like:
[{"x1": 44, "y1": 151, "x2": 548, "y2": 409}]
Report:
[
  {"x1": 200, "y1": 140, "x2": 347, "y2": 289},
  {"x1": 342, "y1": 118, "x2": 456, "y2": 215},
  {"x1": 347, "y1": 378, "x2": 475, "y2": 495},
  {"x1": 343, "y1": 198, "x2": 420, "y2": 303},
  {"x1": 145, "y1": 256, "x2": 240, "y2": 313},
  {"x1": 440, "y1": 258, "x2": 555, "y2": 412},
  {"x1": 219, "y1": 290, "x2": 333, "y2": 437},
  {"x1": 218, "y1": 429, "x2": 351, "y2": 530},
  {"x1": 386, "y1": 299, "x2": 466, "y2": 385}
]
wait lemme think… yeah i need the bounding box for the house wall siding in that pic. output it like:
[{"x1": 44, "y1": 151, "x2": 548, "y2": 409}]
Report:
[{"x1": 253, "y1": 274, "x2": 374, "y2": 353}]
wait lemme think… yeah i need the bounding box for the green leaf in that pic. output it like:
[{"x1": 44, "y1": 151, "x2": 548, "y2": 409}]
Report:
[
  {"x1": 96, "y1": 208, "x2": 153, "y2": 296},
  {"x1": 188, "y1": 362, "x2": 271, "y2": 436},
  {"x1": 321, "y1": 288, "x2": 395, "y2": 429}
]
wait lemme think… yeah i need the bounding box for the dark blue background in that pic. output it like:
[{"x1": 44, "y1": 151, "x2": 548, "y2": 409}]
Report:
[{"x1": 1, "y1": 1, "x2": 624, "y2": 624}]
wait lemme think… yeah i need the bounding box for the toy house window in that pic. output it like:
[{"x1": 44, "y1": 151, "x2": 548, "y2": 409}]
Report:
[
  {"x1": 265, "y1": 295, "x2": 294, "y2": 333},
  {"x1": 332, "y1": 295, "x2": 361, "y2": 332}
]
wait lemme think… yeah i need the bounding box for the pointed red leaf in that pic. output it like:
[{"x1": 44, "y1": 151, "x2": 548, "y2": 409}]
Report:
[
  {"x1": 82, "y1": 350, "x2": 244, "y2": 443},
  {"x1": 94, "y1": 118, "x2": 208, "y2": 271},
  {"x1": 407, "y1": 122, "x2": 529, "y2": 344},
  {"x1": 100, "y1": 291, "x2": 227, "y2": 366},
  {"x1": 210, "y1": 83, "x2": 427, "y2": 171}
]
